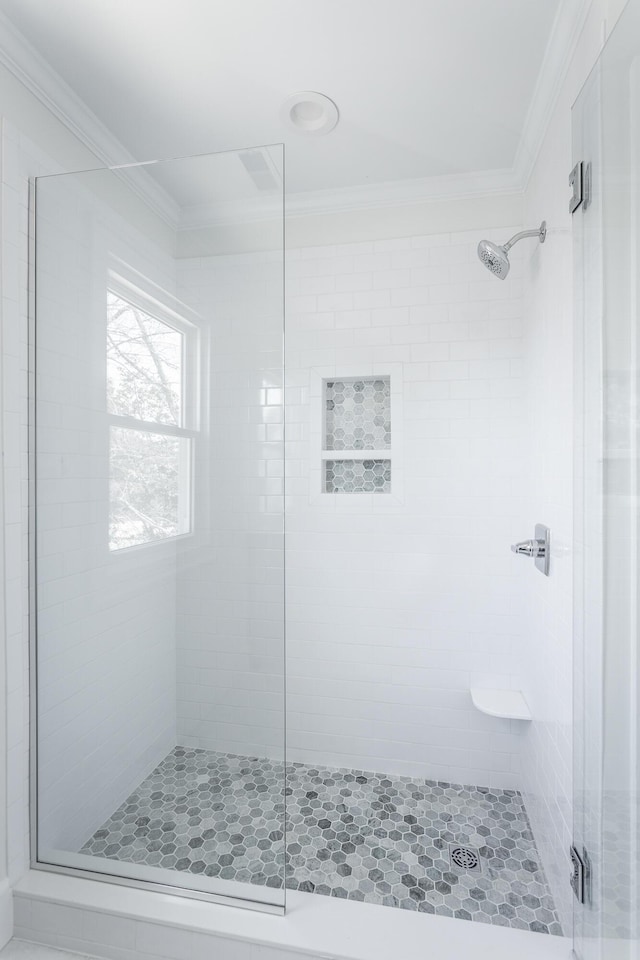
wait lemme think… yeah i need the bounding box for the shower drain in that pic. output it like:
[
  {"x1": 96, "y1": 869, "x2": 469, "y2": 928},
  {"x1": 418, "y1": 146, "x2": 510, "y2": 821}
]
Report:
[{"x1": 449, "y1": 843, "x2": 482, "y2": 874}]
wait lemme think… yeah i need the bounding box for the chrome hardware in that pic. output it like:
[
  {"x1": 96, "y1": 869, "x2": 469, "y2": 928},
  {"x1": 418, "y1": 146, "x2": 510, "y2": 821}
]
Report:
[
  {"x1": 582, "y1": 847, "x2": 592, "y2": 906},
  {"x1": 510, "y1": 524, "x2": 550, "y2": 576},
  {"x1": 583, "y1": 161, "x2": 592, "y2": 210},
  {"x1": 511, "y1": 540, "x2": 544, "y2": 557},
  {"x1": 570, "y1": 844, "x2": 589, "y2": 904},
  {"x1": 569, "y1": 161, "x2": 584, "y2": 213}
]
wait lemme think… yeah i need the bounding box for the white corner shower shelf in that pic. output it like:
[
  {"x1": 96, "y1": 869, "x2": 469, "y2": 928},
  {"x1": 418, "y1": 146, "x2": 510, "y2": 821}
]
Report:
[{"x1": 470, "y1": 688, "x2": 532, "y2": 721}]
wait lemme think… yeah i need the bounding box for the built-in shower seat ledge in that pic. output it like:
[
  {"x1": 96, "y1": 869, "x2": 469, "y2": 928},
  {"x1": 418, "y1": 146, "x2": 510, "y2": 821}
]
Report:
[
  {"x1": 470, "y1": 687, "x2": 532, "y2": 721},
  {"x1": 14, "y1": 869, "x2": 572, "y2": 960}
]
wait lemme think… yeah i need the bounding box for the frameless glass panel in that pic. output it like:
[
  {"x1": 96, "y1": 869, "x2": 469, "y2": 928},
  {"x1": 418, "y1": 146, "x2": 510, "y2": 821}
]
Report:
[
  {"x1": 33, "y1": 145, "x2": 285, "y2": 911},
  {"x1": 573, "y1": 3, "x2": 640, "y2": 955}
]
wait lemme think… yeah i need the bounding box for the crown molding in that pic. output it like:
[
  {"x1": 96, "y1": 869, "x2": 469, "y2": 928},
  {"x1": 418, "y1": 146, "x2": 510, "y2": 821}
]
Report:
[
  {"x1": 284, "y1": 167, "x2": 523, "y2": 219},
  {"x1": 177, "y1": 167, "x2": 521, "y2": 231},
  {"x1": 0, "y1": 0, "x2": 594, "y2": 225},
  {"x1": 0, "y1": 10, "x2": 180, "y2": 225},
  {"x1": 513, "y1": 0, "x2": 593, "y2": 188}
]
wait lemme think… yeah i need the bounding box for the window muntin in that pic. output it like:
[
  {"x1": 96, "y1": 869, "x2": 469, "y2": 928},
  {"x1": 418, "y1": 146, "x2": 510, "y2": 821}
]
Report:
[{"x1": 107, "y1": 289, "x2": 194, "y2": 551}]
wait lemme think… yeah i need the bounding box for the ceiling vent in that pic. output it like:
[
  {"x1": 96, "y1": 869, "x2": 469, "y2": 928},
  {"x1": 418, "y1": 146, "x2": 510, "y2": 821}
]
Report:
[{"x1": 239, "y1": 150, "x2": 280, "y2": 190}]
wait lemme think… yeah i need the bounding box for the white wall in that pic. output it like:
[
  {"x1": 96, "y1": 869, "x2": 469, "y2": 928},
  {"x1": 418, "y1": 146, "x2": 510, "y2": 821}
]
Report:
[
  {"x1": 0, "y1": 119, "x2": 181, "y2": 867},
  {"x1": 284, "y1": 227, "x2": 530, "y2": 786},
  {"x1": 0, "y1": 49, "x2": 141, "y2": 897},
  {"x1": 33, "y1": 154, "x2": 180, "y2": 853},
  {"x1": 175, "y1": 250, "x2": 285, "y2": 759},
  {"x1": 173, "y1": 214, "x2": 533, "y2": 790}
]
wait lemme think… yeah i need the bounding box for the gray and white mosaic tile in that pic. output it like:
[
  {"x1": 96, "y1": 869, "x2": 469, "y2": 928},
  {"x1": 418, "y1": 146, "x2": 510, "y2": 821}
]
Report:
[
  {"x1": 81, "y1": 748, "x2": 562, "y2": 935},
  {"x1": 325, "y1": 378, "x2": 391, "y2": 452},
  {"x1": 325, "y1": 458, "x2": 391, "y2": 494}
]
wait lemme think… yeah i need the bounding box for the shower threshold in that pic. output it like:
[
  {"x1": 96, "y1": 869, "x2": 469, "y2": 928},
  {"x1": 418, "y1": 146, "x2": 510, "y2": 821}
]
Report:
[{"x1": 77, "y1": 747, "x2": 562, "y2": 936}]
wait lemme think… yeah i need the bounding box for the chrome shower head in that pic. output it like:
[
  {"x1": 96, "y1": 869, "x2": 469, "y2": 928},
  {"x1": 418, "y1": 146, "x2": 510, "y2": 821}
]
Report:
[
  {"x1": 477, "y1": 239, "x2": 510, "y2": 279},
  {"x1": 477, "y1": 221, "x2": 547, "y2": 280}
]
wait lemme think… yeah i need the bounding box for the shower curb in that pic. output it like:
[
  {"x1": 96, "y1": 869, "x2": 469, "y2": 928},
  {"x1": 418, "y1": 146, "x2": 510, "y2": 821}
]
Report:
[{"x1": 13, "y1": 870, "x2": 573, "y2": 960}]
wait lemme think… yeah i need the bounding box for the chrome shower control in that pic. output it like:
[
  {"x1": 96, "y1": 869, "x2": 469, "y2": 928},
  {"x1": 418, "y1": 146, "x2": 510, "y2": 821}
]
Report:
[
  {"x1": 511, "y1": 540, "x2": 544, "y2": 557},
  {"x1": 510, "y1": 524, "x2": 550, "y2": 576}
]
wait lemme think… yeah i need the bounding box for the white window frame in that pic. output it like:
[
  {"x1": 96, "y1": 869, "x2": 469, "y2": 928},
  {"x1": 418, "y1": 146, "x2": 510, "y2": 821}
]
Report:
[{"x1": 107, "y1": 272, "x2": 199, "y2": 552}]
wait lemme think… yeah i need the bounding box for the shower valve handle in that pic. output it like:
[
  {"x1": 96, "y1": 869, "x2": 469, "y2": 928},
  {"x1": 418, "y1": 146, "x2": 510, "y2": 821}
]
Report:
[
  {"x1": 510, "y1": 525, "x2": 550, "y2": 576},
  {"x1": 511, "y1": 539, "x2": 546, "y2": 558}
]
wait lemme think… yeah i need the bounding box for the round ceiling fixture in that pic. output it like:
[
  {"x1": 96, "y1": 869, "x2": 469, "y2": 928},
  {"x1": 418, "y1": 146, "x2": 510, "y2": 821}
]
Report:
[{"x1": 280, "y1": 91, "x2": 339, "y2": 135}]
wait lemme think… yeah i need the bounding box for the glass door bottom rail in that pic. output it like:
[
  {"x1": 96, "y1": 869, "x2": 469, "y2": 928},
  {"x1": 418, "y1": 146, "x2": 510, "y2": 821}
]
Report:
[{"x1": 78, "y1": 747, "x2": 561, "y2": 934}]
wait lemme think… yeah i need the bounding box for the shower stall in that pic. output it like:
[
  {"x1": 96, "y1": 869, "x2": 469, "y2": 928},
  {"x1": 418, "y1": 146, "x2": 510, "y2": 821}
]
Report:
[
  {"x1": 24, "y1": 2, "x2": 639, "y2": 956},
  {"x1": 31, "y1": 143, "x2": 565, "y2": 932}
]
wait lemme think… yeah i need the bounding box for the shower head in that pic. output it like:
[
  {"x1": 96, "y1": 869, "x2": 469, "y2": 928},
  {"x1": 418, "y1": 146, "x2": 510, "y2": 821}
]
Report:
[
  {"x1": 477, "y1": 239, "x2": 511, "y2": 279},
  {"x1": 477, "y1": 221, "x2": 547, "y2": 280}
]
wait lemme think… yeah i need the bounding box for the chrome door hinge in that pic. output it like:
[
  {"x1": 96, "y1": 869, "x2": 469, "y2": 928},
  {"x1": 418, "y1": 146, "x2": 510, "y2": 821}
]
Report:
[
  {"x1": 570, "y1": 844, "x2": 591, "y2": 904},
  {"x1": 569, "y1": 161, "x2": 592, "y2": 213}
]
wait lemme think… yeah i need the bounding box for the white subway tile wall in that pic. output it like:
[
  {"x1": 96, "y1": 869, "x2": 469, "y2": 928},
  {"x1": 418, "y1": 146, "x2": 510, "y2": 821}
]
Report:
[
  {"x1": 34, "y1": 166, "x2": 180, "y2": 853},
  {"x1": 174, "y1": 251, "x2": 285, "y2": 760},
  {"x1": 174, "y1": 230, "x2": 529, "y2": 788},
  {"x1": 1, "y1": 125, "x2": 181, "y2": 869},
  {"x1": 284, "y1": 233, "x2": 529, "y2": 786}
]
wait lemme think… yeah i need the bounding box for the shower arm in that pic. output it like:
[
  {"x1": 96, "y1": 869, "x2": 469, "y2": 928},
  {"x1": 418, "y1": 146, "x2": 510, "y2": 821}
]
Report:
[{"x1": 502, "y1": 222, "x2": 547, "y2": 253}]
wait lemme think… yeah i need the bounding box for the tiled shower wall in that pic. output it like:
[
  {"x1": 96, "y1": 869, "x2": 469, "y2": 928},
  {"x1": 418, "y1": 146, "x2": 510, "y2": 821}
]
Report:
[
  {"x1": 1, "y1": 122, "x2": 179, "y2": 865},
  {"x1": 35, "y1": 169, "x2": 180, "y2": 855},
  {"x1": 285, "y1": 232, "x2": 528, "y2": 786},
  {"x1": 174, "y1": 251, "x2": 285, "y2": 760},
  {"x1": 175, "y1": 226, "x2": 530, "y2": 789}
]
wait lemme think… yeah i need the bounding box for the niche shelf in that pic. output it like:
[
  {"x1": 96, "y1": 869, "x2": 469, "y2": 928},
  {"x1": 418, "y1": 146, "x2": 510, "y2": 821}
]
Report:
[{"x1": 470, "y1": 688, "x2": 532, "y2": 722}]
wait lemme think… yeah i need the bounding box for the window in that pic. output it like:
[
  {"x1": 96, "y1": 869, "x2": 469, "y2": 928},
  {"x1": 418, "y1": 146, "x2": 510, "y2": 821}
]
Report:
[
  {"x1": 106, "y1": 289, "x2": 195, "y2": 550},
  {"x1": 322, "y1": 377, "x2": 392, "y2": 493}
]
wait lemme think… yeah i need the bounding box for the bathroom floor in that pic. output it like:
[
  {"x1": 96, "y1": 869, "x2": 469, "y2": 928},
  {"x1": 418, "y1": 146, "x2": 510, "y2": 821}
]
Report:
[{"x1": 81, "y1": 747, "x2": 562, "y2": 935}]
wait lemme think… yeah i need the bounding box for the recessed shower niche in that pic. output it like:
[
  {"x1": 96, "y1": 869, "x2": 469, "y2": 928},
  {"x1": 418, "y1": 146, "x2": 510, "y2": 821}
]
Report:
[{"x1": 323, "y1": 377, "x2": 392, "y2": 493}]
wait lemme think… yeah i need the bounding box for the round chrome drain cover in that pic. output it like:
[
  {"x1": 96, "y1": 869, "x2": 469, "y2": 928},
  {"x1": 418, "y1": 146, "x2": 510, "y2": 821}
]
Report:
[{"x1": 450, "y1": 845, "x2": 480, "y2": 871}]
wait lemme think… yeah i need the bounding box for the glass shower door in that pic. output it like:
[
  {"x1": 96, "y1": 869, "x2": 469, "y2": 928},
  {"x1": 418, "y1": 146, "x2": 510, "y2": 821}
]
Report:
[
  {"x1": 573, "y1": 4, "x2": 640, "y2": 956},
  {"x1": 31, "y1": 146, "x2": 286, "y2": 911}
]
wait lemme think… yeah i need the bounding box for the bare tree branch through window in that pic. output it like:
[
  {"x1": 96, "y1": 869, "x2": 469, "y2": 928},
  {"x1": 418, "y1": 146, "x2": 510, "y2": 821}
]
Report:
[{"x1": 107, "y1": 292, "x2": 191, "y2": 550}]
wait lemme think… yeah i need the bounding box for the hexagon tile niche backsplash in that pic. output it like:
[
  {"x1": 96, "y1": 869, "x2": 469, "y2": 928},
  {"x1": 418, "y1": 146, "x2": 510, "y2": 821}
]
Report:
[
  {"x1": 325, "y1": 459, "x2": 391, "y2": 494},
  {"x1": 324, "y1": 378, "x2": 391, "y2": 493}
]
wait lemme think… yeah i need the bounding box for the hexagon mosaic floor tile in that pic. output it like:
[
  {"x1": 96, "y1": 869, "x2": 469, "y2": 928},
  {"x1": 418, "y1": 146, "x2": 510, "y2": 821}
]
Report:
[{"x1": 81, "y1": 747, "x2": 562, "y2": 936}]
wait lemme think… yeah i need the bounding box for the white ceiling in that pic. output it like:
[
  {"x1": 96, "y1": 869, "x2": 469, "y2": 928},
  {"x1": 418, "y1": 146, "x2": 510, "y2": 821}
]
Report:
[{"x1": 0, "y1": 0, "x2": 561, "y2": 196}]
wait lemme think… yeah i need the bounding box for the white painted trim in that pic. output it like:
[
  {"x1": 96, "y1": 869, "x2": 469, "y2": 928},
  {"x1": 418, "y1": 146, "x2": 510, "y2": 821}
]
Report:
[
  {"x1": 14, "y1": 870, "x2": 573, "y2": 960},
  {"x1": 283, "y1": 168, "x2": 522, "y2": 219},
  {"x1": 0, "y1": 10, "x2": 180, "y2": 225},
  {"x1": 513, "y1": 0, "x2": 594, "y2": 188},
  {"x1": 0, "y1": 0, "x2": 595, "y2": 222},
  {"x1": 178, "y1": 174, "x2": 522, "y2": 234},
  {"x1": 0, "y1": 879, "x2": 13, "y2": 949},
  {"x1": 176, "y1": 168, "x2": 522, "y2": 229}
]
